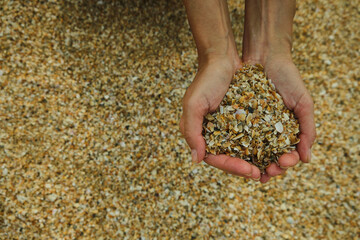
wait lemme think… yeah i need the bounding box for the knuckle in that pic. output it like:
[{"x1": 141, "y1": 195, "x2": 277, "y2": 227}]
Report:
[
  {"x1": 301, "y1": 93, "x2": 314, "y2": 108},
  {"x1": 305, "y1": 93, "x2": 314, "y2": 108},
  {"x1": 296, "y1": 92, "x2": 314, "y2": 111},
  {"x1": 182, "y1": 127, "x2": 192, "y2": 143},
  {"x1": 183, "y1": 96, "x2": 199, "y2": 110},
  {"x1": 183, "y1": 94, "x2": 210, "y2": 113}
]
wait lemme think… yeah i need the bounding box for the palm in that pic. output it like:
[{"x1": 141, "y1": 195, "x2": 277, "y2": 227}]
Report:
[
  {"x1": 265, "y1": 58, "x2": 307, "y2": 110},
  {"x1": 184, "y1": 62, "x2": 234, "y2": 113}
]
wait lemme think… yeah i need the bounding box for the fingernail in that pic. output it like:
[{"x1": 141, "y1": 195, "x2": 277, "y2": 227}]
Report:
[
  {"x1": 253, "y1": 176, "x2": 260, "y2": 181},
  {"x1": 191, "y1": 149, "x2": 198, "y2": 163},
  {"x1": 280, "y1": 166, "x2": 289, "y2": 170},
  {"x1": 245, "y1": 172, "x2": 252, "y2": 177},
  {"x1": 307, "y1": 151, "x2": 311, "y2": 163}
]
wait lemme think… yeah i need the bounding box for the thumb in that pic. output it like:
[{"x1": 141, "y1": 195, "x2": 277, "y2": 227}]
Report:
[
  {"x1": 293, "y1": 92, "x2": 316, "y2": 163},
  {"x1": 180, "y1": 97, "x2": 208, "y2": 163}
]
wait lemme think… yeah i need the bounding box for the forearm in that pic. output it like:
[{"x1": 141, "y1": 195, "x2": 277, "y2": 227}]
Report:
[
  {"x1": 183, "y1": 0, "x2": 240, "y2": 67},
  {"x1": 242, "y1": 0, "x2": 296, "y2": 63}
]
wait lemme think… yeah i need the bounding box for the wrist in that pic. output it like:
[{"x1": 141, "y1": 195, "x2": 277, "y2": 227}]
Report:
[
  {"x1": 198, "y1": 53, "x2": 241, "y2": 79},
  {"x1": 198, "y1": 50, "x2": 241, "y2": 74},
  {"x1": 197, "y1": 34, "x2": 241, "y2": 72},
  {"x1": 242, "y1": 0, "x2": 295, "y2": 64},
  {"x1": 183, "y1": 0, "x2": 241, "y2": 72},
  {"x1": 242, "y1": 37, "x2": 292, "y2": 65}
]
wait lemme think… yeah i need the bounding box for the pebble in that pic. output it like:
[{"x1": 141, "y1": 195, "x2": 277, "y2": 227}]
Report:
[
  {"x1": 229, "y1": 193, "x2": 235, "y2": 199},
  {"x1": 286, "y1": 217, "x2": 295, "y2": 225},
  {"x1": 47, "y1": 194, "x2": 58, "y2": 202},
  {"x1": 16, "y1": 195, "x2": 27, "y2": 203}
]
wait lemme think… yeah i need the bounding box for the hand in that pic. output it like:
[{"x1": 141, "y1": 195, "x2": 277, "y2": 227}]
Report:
[
  {"x1": 254, "y1": 55, "x2": 316, "y2": 183},
  {"x1": 241, "y1": 0, "x2": 316, "y2": 182},
  {"x1": 181, "y1": 0, "x2": 261, "y2": 181},
  {"x1": 181, "y1": 0, "x2": 316, "y2": 183},
  {"x1": 180, "y1": 56, "x2": 262, "y2": 181}
]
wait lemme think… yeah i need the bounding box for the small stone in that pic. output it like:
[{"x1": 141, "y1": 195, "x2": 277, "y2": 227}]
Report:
[
  {"x1": 2, "y1": 168, "x2": 8, "y2": 176},
  {"x1": 286, "y1": 217, "x2": 295, "y2": 225},
  {"x1": 48, "y1": 194, "x2": 58, "y2": 202},
  {"x1": 324, "y1": 59, "x2": 332, "y2": 65},
  {"x1": 17, "y1": 195, "x2": 27, "y2": 203}
]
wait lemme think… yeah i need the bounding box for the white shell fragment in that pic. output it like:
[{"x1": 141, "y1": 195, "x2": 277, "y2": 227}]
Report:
[
  {"x1": 275, "y1": 122, "x2": 284, "y2": 133},
  {"x1": 236, "y1": 109, "x2": 246, "y2": 115},
  {"x1": 264, "y1": 115, "x2": 272, "y2": 122},
  {"x1": 48, "y1": 194, "x2": 58, "y2": 202}
]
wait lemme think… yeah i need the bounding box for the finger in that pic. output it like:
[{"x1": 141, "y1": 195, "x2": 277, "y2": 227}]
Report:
[
  {"x1": 182, "y1": 96, "x2": 209, "y2": 163},
  {"x1": 278, "y1": 151, "x2": 300, "y2": 169},
  {"x1": 251, "y1": 165, "x2": 261, "y2": 181},
  {"x1": 179, "y1": 115, "x2": 185, "y2": 135},
  {"x1": 266, "y1": 163, "x2": 286, "y2": 177},
  {"x1": 260, "y1": 173, "x2": 271, "y2": 183},
  {"x1": 204, "y1": 154, "x2": 256, "y2": 178},
  {"x1": 293, "y1": 92, "x2": 316, "y2": 163},
  {"x1": 297, "y1": 134, "x2": 314, "y2": 163}
]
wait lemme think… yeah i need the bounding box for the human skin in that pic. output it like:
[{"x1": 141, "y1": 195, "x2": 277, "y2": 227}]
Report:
[{"x1": 180, "y1": 0, "x2": 316, "y2": 183}]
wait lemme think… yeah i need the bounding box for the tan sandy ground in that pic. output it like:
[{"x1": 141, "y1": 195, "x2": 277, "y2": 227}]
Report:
[{"x1": 0, "y1": 0, "x2": 359, "y2": 239}]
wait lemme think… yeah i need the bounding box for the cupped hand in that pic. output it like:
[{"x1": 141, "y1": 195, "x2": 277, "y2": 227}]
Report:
[
  {"x1": 257, "y1": 55, "x2": 316, "y2": 183},
  {"x1": 180, "y1": 55, "x2": 315, "y2": 183},
  {"x1": 180, "y1": 57, "x2": 261, "y2": 181}
]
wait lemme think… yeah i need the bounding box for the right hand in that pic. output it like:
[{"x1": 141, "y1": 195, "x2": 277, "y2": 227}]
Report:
[
  {"x1": 180, "y1": 56, "x2": 261, "y2": 181},
  {"x1": 257, "y1": 55, "x2": 316, "y2": 183}
]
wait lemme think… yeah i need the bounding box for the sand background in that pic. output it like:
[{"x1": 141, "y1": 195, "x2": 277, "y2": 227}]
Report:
[{"x1": 0, "y1": 0, "x2": 359, "y2": 239}]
